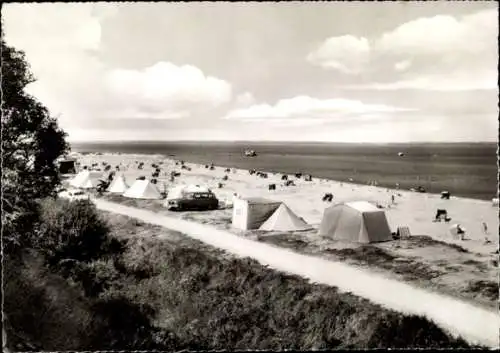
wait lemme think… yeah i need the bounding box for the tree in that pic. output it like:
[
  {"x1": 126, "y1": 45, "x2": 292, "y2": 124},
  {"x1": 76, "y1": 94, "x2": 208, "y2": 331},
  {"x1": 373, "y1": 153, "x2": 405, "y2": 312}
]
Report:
[{"x1": 1, "y1": 37, "x2": 69, "y2": 251}]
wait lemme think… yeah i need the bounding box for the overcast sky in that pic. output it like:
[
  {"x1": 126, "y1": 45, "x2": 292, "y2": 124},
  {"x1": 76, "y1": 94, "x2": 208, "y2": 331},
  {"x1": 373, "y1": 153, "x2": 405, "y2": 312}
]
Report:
[{"x1": 3, "y1": 2, "x2": 498, "y2": 142}]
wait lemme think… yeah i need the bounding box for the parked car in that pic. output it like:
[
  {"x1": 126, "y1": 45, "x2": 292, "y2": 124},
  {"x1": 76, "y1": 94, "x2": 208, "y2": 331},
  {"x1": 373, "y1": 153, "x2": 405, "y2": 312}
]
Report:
[
  {"x1": 58, "y1": 189, "x2": 89, "y2": 201},
  {"x1": 165, "y1": 185, "x2": 219, "y2": 211}
]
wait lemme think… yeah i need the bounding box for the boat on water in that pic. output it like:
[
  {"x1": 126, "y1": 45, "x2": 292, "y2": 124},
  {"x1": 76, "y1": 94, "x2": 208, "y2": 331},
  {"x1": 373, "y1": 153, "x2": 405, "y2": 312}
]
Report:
[{"x1": 244, "y1": 149, "x2": 257, "y2": 157}]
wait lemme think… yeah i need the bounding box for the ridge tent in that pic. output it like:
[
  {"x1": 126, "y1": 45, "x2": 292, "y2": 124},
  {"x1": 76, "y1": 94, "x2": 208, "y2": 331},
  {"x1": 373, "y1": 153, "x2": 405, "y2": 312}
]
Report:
[
  {"x1": 69, "y1": 170, "x2": 101, "y2": 189},
  {"x1": 318, "y1": 201, "x2": 392, "y2": 243},
  {"x1": 232, "y1": 197, "x2": 282, "y2": 230},
  {"x1": 123, "y1": 179, "x2": 161, "y2": 199},
  {"x1": 107, "y1": 174, "x2": 129, "y2": 194},
  {"x1": 259, "y1": 203, "x2": 312, "y2": 231}
]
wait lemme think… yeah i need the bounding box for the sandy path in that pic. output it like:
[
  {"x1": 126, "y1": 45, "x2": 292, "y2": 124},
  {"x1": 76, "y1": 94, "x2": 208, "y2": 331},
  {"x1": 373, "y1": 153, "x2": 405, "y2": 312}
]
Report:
[{"x1": 94, "y1": 198, "x2": 498, "y2": 348}]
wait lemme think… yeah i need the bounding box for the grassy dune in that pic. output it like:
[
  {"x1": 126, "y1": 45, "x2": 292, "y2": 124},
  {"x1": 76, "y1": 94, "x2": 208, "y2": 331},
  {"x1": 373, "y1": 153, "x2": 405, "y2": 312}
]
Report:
[
  {"x1": 104, "y1": 212, "x2": 473, "y2": 349},
  {"x1": 3, "y1": 198, "x2": 478, "y2": 350}
]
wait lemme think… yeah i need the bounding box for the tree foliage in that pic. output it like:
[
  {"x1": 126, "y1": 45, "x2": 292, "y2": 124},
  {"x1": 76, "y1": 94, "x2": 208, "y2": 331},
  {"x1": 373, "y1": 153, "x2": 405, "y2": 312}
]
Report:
[
  {"x1": 1, "y1": 38, "x2": 69, "y2": 251},
  {"x1": 36, "y1": 198, "x2": 125, "y2": 267}
]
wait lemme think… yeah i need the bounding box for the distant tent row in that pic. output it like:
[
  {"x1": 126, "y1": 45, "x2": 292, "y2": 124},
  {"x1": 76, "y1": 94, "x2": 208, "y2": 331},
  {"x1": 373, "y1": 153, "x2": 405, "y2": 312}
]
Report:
[
  {"x1": 69, "y1": 171, "x2": 162, "y2": 199},
  {"x1": 232, "y1": 197, "x2": 392, "y2": 243}
]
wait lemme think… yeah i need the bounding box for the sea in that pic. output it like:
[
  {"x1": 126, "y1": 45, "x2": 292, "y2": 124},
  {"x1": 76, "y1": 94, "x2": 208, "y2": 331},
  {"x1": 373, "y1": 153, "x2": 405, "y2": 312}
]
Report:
[{"x1": 71, "y1": 141, "x2": 498, "y2": 201}]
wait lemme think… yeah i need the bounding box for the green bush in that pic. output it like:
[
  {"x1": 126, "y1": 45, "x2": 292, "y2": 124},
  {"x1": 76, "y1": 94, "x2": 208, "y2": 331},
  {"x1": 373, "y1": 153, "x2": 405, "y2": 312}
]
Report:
[
  {"x1": 36, "y1": 198, "x2": 125, "y2": 267},
  {"x1": 66, "y1": 259, "x2": 123, "y2": 298}
]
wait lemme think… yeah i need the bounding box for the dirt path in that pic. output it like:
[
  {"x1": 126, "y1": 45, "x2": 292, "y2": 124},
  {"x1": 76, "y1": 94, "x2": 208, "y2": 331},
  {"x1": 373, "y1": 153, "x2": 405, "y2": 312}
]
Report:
[{"x1": 94, "y1": 198, "x2": 499, "y2": 348}]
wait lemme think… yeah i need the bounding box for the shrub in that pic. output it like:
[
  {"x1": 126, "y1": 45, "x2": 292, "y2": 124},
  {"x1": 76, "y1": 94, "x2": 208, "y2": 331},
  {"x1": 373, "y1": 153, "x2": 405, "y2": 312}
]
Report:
[
  {"x1": 3, "y1": 252, "x2": 94, "y2": 351},
  {"x1": 67, "y1": 259, "x2": 124, "y2": 298},
  {"x1": 36, "y1": 198, "x2": 125, "y2": 267},
  {"x1": 87, "y1": 295, "x2": 161, "y2": 350}
]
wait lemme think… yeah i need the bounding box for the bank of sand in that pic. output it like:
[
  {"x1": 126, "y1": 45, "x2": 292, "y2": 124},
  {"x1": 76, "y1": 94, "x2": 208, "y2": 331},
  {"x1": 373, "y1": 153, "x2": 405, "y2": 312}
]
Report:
[{"x1": 70, "y1": 152, "x2": 499, "y2": 307}]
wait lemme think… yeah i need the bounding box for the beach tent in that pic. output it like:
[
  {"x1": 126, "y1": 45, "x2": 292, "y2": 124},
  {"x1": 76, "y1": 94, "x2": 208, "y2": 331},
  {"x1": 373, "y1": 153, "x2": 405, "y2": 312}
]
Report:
[
  {"x1": 123, "y1": 179, "x2": 161, "y2": 199},
  {"x1": 69, "y1": 170, "x2": 101, "y2": 189},
  {"x1": 259, "y1": 203, "x2": 312, "y2": 231},
  {"x1": 232, "y1": 197, "x2": 282, "y2": 230},
  {"x1": 318, "y1": 201, "x2": 392, "y2": 243},
  {"x1": 107, "y1": 174, "x2": 129, "y2": 194}
]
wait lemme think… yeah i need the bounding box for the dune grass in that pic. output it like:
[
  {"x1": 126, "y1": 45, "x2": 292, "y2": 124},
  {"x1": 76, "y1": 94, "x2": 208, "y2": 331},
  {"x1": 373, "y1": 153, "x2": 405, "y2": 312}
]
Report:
[
  {"x1": 101, "y1": 213, "x2": 473, "y2": 350},
  {"x1": 3, "y1": 196, "x2": 478, "y2": 350}
]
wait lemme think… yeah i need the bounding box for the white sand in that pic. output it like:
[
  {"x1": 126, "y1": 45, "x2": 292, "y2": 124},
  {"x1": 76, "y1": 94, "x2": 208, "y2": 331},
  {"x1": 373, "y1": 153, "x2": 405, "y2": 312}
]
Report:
[{"x1": 75, "y1": 152, "x2": 499, "y2": 255}]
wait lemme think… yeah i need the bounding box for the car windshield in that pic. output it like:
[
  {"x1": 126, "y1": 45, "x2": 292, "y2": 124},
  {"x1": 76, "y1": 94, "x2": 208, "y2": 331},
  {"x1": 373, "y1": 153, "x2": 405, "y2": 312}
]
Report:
[{"x1": 192, "y1": 193, "x2": 213, "y2": 199}]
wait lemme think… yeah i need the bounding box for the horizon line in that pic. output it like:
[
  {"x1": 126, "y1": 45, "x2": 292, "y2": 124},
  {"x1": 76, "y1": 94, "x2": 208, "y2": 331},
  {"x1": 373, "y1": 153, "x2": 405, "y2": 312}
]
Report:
[{"x1": 69, "y1": 140, "x2": 498, "y2": 145}]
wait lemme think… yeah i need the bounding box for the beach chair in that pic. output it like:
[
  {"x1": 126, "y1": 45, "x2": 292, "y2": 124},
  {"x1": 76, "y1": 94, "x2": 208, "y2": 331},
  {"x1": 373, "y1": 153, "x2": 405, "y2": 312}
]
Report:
[
  {"x1": 396, "y1": 226, "x2": 411, "y2": 239},
  {"x1": 434, "y1": 209, "x2": 448, "y2": 222},
  {"x1": 322, "y1": 193, "x2": 333, "y2": 202},
  {"x1": 441, "y1": 191, "x2": 450, "y2": 199}
]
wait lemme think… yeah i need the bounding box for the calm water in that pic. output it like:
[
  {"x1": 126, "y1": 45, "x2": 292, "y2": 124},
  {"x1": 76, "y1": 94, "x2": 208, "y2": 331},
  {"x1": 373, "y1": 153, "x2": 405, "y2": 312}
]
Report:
[{"x1": 71, "y1": 141, "x2": 498, "y2": 201}]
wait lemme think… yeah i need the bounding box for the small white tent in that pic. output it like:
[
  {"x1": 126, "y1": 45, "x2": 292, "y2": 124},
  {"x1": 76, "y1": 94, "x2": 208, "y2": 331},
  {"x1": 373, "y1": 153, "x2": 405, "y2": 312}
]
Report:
[
  {"x1": 259, "y1": 203, "x2": 312, "y2": 231},
  {"x1": 318, "y1": 201, "x2": 392, "y2": 243},
  {"x1": 232, "y1": 197, "x2": 282, "y2": 230},
  {"x1": 69, "y1": 170, "x2": 101, "y2": 189},
  {"x1": 123, "y1": 179, "x2": 161, "y2": 199},
  {"x1": 107, "y1": 174, "x2": 129, "y2": 194}
]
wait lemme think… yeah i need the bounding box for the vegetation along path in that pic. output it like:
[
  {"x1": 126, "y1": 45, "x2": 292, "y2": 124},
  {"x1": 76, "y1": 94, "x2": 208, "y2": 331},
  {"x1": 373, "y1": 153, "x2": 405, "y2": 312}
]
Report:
[{"x1": 94, "y1": 198, "x2": 499, "y2": 348}]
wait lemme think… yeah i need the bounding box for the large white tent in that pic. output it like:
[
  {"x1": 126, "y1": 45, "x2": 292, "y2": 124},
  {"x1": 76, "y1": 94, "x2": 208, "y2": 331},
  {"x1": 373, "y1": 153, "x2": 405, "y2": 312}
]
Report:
[
  {"x1": 259, "y1": 203, "x2": 312, "y2": 232},
  {"x1": 232, "y1": 197, "x2": 282, "y2": 230},
  {"x1": 318, "y1": 201, "x2": 392, "y2": 243},
  {"x1": 123, "y1": 179, "x2": 161, "y2": 199},
  {"x1": 107, "y1": 174, "x2": 129, "y2": 194},
  {"x1": 69, "y1": 170, "x2": 101, "y2": 189}
]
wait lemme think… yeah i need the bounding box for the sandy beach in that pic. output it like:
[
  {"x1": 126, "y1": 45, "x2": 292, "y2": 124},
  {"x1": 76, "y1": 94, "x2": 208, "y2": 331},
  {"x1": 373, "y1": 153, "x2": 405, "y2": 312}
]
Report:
[
  {"x1": 65, "y1": 152, "x2": 498, "y2": 310},
  {"x1": 73, "y1": 152, "x2": 498, "y2": 254}
]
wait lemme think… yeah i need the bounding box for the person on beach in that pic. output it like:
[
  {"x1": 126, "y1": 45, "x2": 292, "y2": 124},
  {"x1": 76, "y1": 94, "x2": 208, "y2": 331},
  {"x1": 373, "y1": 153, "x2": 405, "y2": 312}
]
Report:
[
  {"x1": 482, "y1": 222, "x2": 491, "y2": 244},
  {"x1": 456, "y1": 224, "x2": 465, "y2": 241}
]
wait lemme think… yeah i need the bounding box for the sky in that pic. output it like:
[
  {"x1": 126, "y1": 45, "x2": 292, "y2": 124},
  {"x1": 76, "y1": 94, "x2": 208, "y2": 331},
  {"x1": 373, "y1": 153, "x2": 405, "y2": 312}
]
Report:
[{"x1": 3, "y1": 2, "x2": 498, "y2": 143}]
